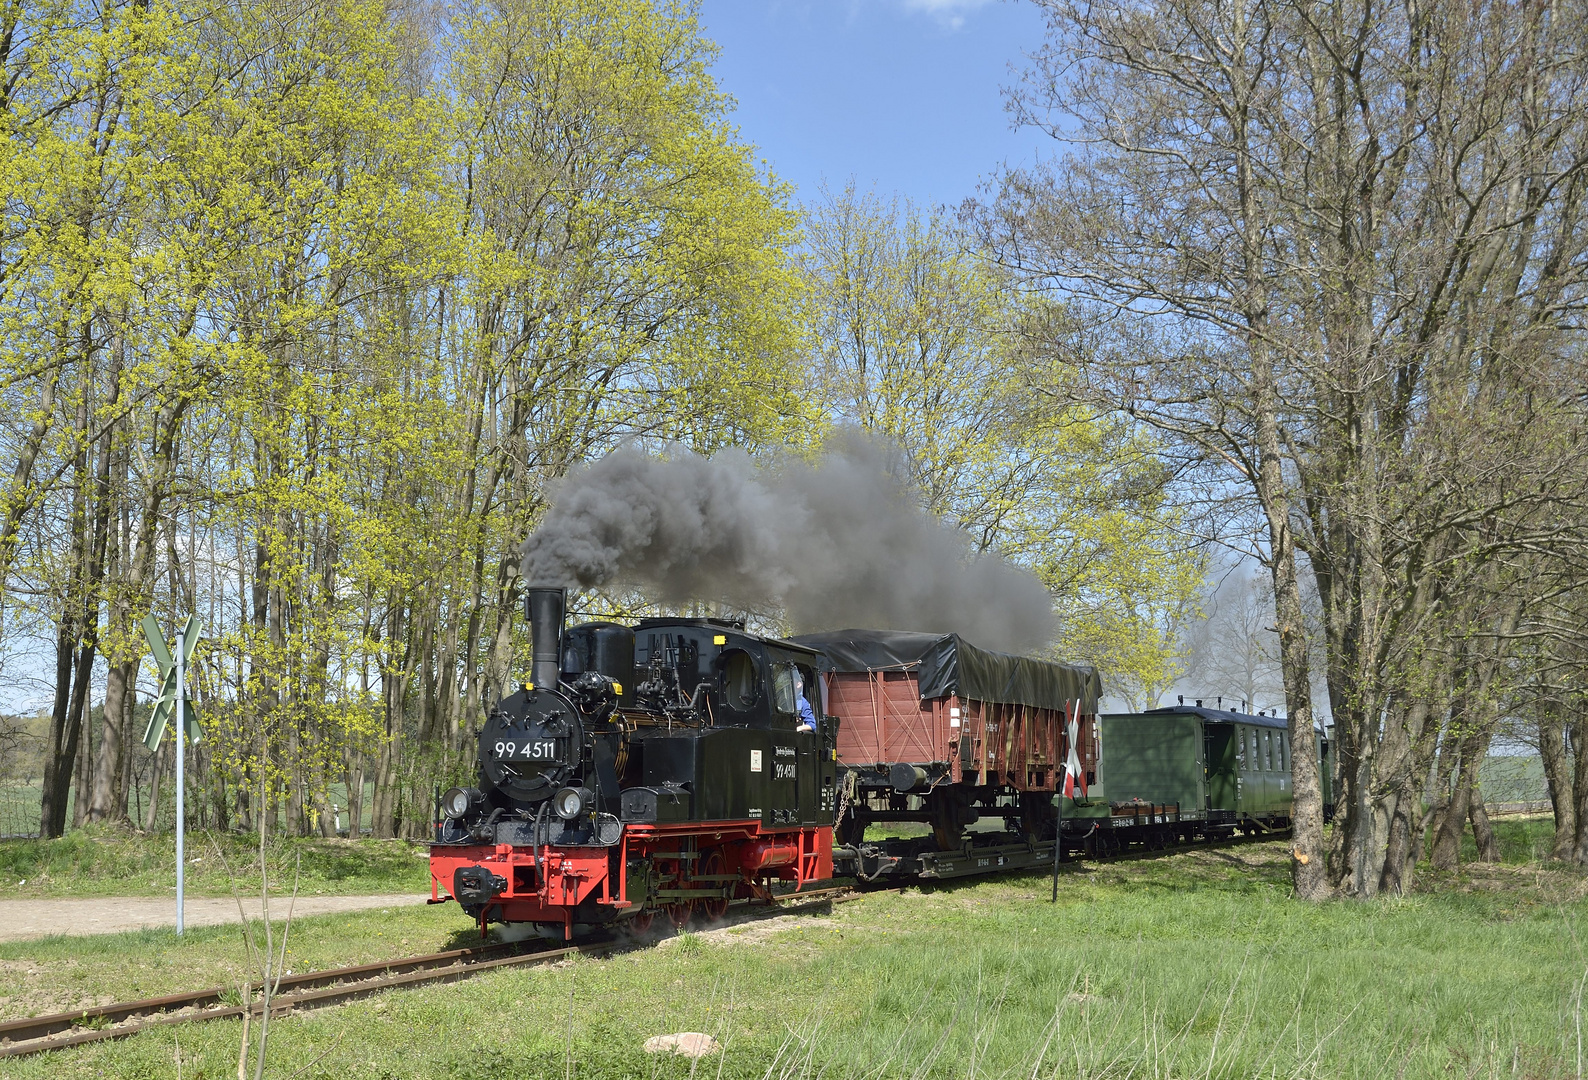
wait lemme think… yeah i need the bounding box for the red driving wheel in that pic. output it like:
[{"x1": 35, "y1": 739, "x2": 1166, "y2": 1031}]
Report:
[
  {"x1": 698, "y1": 850, "x2": 729, "y2": 923},
  {"x1": 627, "y1": 910, "x2": 654, "y2": 935},
  {"x1": 666, "y1": 901, "x2": 694, "y2": 929}
]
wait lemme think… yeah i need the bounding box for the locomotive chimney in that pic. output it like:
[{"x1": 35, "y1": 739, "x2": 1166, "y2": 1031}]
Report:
[{"x1": 526, "y1": 587, "x2": 565, "y2": 692}]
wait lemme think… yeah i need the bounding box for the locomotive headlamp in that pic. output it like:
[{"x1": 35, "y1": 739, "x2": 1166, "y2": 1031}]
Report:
[
  {"x1": 552, "y1": 785, "x2": 594, "y2": 820},
  {"x1": 441, "y1": 787, "x2": 482, "y2": 821}
]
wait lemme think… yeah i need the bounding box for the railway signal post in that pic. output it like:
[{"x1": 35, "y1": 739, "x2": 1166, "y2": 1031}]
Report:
[{"x1": 141, "y1": 615, "x2": 203, "y2": 935}]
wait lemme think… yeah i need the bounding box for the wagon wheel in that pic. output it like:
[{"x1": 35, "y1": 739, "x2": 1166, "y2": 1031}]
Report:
[
  {"x1": 1020, "y1": 792, "x2": 1055, "y2": 842},
  {"x1": 698, "y1": 850, "x2": 730, "y2": 923},
  {"x1": 928, "y1": 789, "x2": 967, "y2": 850},
  {"x1": 666, "y1": 901, "x2": 695, "y2": 930},
  {"x1": 627, "y1": 911, "x2": 654, "y2": 935}
]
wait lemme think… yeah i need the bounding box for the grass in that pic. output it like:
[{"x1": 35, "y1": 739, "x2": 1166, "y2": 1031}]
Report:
[
  {"x1": 1460, "y1": 812, "x2": 1558, "y2": 863},
  {"x1": 1480, "y1": 755, "x2": 1548, "y2": 805},
  {"x1": 0, "y1": 828, "x2": 431, "y2": 899},
  {"x1": 1, "y1": 822, "x2": 1585, "y2": 1078}
]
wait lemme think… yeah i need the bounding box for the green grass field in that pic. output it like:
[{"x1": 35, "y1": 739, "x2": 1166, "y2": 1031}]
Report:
[
  {"x1": 0, "y1": 826, "x2": 1583, "y2": 1079},
  {"x1": 0, "y1": 828, "x2": 431, "y2": 899}
]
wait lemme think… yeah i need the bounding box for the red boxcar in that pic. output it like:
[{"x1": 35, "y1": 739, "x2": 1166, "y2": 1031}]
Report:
[{"x1": 795, "y1": 630, "x2": 1102, "y2": 848}]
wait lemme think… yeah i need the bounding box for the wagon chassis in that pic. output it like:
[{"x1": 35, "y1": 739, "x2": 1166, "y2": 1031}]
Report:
[{"x1": 834, "y1": 807, "x2": 1292, "y2": 881}]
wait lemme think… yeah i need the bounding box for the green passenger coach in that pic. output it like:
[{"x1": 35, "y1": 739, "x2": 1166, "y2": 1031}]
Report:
[{"x1": 1092, "y1": 703, "x2": 1298, "y2": 849}]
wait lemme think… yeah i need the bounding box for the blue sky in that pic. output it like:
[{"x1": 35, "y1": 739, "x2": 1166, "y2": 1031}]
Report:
[{"x1": 697, "y1": 0, "x2": 1053, "y2": 212}]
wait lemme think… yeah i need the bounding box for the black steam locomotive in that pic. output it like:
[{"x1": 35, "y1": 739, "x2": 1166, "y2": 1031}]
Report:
[{"x1": 429, "y1": 588, "x2": 838, "y2": 938}]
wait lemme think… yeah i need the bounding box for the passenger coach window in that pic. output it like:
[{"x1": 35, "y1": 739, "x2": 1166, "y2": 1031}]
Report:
[
  {"x1": 1264, "y1": 731, "x2": 1273, "y2": 770},
  {"x1": 723, "y1": 650, "x2": 759, "y2": 711},
  {"x1": 1236, "y1": 730, "x2": 1246, "y2": 769}
]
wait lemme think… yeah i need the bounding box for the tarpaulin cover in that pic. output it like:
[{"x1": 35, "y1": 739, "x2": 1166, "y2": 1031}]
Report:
[{"x1": 792, "y1": 629, "x2": 1102, "y2": 714}]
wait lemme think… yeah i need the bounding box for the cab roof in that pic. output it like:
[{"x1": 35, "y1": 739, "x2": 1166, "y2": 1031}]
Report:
[{"x1": 626, "y1": 617, "x2": 824, "y2": 657}]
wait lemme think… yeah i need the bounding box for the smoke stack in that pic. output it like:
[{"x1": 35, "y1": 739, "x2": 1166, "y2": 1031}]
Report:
[{"x1": 525, "y1": 587, "x2": 565, "y2": 692}]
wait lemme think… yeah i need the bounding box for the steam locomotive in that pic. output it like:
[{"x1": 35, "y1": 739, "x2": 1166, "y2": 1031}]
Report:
[{"x1": 428, "y1": 589, "x2": 837, "y2": 938}]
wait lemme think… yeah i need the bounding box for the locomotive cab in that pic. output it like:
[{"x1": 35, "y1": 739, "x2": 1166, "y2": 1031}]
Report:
[{"x1": 614, "y1": 619, "x2": 834, "y2": 827}]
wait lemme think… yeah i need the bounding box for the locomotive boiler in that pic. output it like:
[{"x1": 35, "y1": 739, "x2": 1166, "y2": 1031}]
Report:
[{"x1": 429, "y1": 588, "x2": 836, "y2": 939}]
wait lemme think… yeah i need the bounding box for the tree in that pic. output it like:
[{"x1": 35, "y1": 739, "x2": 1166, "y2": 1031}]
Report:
[
  {"x1": 1181, "y1": 570, "x2": 1284, "y2": 714},
  {"x1": 989, "y1": 0, "x2": 1588, "y2": 898},
  {"x1": 802, "y1": 184, "x2": 1204, "y2": 701}
]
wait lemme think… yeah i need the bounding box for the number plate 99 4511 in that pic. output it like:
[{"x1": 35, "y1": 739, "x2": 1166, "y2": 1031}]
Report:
[{"x1": 493, "y1": 739, "x2": 558, "y2": 760}]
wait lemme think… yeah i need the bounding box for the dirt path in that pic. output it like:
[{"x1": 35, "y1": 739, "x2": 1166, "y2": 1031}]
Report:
[{"x1": 0, "y1": 893, "x2": 428, "y2": 943}]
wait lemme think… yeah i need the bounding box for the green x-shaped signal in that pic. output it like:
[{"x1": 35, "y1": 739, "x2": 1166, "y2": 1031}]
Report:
[{"x1": 141, "y1": 614, "x2": 202, "y2": 752}]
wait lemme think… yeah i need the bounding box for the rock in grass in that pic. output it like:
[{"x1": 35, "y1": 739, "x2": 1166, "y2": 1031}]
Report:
[{"x1": 643, "y1": 1032, "x2": 720, "y2": 1058}]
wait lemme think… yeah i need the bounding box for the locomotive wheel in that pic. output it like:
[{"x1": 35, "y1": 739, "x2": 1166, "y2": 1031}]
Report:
[
  {"x1": 698, "y1": 851, "x2": 730, "y2": 923},
  {"x1": 627, "y1": 911, "x2": 654, "y2": 935},
  {"x1": 666, "y1": 901, "x2": 694, "y2": 929}
]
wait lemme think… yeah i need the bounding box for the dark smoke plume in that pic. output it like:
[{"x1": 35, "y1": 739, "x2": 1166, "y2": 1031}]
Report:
[{"x1": 519, "y1": 439, "x2": 1055, "y2": 652}]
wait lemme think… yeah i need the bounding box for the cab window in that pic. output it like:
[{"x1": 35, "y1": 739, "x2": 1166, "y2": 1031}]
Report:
[
  {"x1": 773, "y1": 663, "x2": 798, "y2": 716},
  {"x1": 722, "y1": 650, "x2": 759, "y2": 711},
  {"x1": 796, "y1": 664, "x2": 820, "y2": 717}
]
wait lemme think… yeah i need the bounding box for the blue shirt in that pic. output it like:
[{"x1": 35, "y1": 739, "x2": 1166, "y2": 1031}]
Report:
[{"x1": 796, "y1": 696, "x2": 816, "y2": 730}]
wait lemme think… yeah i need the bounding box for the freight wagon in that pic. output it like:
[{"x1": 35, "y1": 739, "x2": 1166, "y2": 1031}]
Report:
[{"x1": 797, "y1": 630, "x2": 1149, "y2": 879}]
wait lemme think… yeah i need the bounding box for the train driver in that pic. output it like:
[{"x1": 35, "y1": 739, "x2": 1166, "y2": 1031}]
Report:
[{"x1": 792, "y1": 669, "x2": 816, "y2": 733}]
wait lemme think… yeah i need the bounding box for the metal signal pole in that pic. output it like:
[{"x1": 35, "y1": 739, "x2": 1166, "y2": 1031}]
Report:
[
  {"x1": 140, "y1": 614, "x2": 202, "y2": 938},
  {"x1": 175, "y1": 640, "x2": 185, "y2": 936}
]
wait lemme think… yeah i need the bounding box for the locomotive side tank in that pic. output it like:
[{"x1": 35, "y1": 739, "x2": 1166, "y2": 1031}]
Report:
[{"x1": 429, "y1": 589, "x2": 837, "y2": 939}]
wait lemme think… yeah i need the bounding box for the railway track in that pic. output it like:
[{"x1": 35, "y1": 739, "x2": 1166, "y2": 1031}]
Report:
[{"x1": 0, "y1": 884, "x2": 871, "y2": 1061}]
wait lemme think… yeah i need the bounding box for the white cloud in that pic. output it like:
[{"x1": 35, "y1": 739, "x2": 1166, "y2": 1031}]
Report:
[{"x1": 895, "y1": 0, "x2": 994, "y2": 30}]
